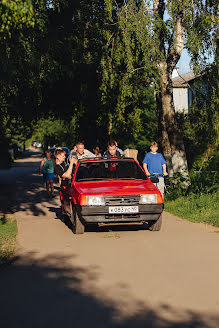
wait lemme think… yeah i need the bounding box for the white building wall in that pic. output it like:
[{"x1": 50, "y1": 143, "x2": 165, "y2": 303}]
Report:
[{"x1": 173, "y1": 88, "x2": 188, "y2": 113}]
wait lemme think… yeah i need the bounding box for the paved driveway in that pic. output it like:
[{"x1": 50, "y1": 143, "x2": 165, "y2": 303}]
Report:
[{"x1": 0, "y1": 151, "x2": 219, "y2": 328}]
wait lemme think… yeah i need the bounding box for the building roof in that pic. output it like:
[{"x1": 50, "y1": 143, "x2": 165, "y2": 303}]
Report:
[{"x1": 172, "y1": 72, "x2": 196, "y2": 88}]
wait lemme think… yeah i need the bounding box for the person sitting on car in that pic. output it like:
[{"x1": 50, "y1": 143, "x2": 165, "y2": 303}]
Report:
[
  {"x1": 93, "y1": 146, "x2": 102, "y2": 157},
  {"x1": 115, "y1": 141, "x2": 123, "y2": 155},
  {"x1": 103, "y1": 140, "x2": 122, "y2": 158},
  {"x1": 70, "y1": 141, "x2": 95, "y2": 160}
]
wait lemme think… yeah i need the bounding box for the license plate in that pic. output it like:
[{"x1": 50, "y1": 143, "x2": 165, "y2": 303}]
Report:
[{"x1": 109, "y1": 206, "x2": 139, "y2": 214}]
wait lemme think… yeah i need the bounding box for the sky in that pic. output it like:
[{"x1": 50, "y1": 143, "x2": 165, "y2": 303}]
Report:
[
  {"x1": 177, "y1": 48, "x2": 214, "y2": 75},
  {"x1": 177, "y1": 49, "x2": 192, "y2": 74}
]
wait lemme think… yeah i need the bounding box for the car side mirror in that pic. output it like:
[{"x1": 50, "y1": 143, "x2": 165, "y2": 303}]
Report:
[{"x1": 150, "y1": 176, "x2": 159, "y2": 183}]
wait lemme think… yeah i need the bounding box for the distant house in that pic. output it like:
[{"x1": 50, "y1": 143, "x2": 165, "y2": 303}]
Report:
[{"x1": 172, "y1": 70, "x2": 208, "y2": 114}]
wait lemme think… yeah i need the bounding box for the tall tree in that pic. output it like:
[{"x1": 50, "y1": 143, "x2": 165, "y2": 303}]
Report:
[
  {"x1": 151, "y1": 0, "x2": 217, "y2": 174},
  {"x1": 97, "y1": 0, "x2": 157, "y2": 147},
  {"x1": 115, "y1": 0, "x2": 217, "y2": 174}
]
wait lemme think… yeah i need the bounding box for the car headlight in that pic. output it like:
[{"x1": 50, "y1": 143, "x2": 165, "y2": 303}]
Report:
[
  {"x1": 139, "y1": 194, "x2": 157, "y2": 204},
  {"x1": 87, "y1": 196, "x2": 105, "y2": 206}
]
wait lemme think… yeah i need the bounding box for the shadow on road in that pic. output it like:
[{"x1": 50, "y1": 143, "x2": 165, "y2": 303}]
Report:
[
  {"x1": 0, "y1": 252, "x2": 218, "y2": 328},
  {"x1": 0, "y1": 150, "x2": 59, "y2": 216}
]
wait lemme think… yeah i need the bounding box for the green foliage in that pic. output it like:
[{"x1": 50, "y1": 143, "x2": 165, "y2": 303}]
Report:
[
  {"x1": 32, "y1": 116, "x2": 78, "y2": 150},
  {"x1": 165, "y1": 168, "x2": 219, "y2": 201},
  {"x1": 0, "y1": 0, "x2": 35, "y2": 36},
  {"x1": 97, "y1": 0, "x2": 157, "y2": 146},
  {"x1": 0, "y1": 0, "x2": 49, "y2": 160},
  {"x1": 0, "y1": 0, "x2": 217, "y2": 171},
  {"x1": 165, "y1": 173, "x2": 190, "y2": 200},
  {"x1": 165, "y1": 191, "x2": 219, "y2": 227},
  {"x1": 175, "y1": 64, "x2": 219, "y2": 170}
]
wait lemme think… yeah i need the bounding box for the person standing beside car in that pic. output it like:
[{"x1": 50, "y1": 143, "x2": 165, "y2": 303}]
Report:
[
  {"x1": 143, "y1": 141, "x2": 168, "y2": 198},
  {"x1": 39, "y1": 150, "x2": 55, "y2": 197},
  {"x1": 54, "y1": 148, "x2": 77, "y2": 184},
  {"x1": 54, "y1": 148, "x2": 77, "y2": 215}
]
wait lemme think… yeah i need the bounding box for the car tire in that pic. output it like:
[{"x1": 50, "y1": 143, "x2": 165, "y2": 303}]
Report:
[
  {"x1": 72, "y1": 206, "x2": 85, "y2": 234},
  {"x1": 64, "y1": 200, "x2": 73, "y2": 221},
  {"x1": 148, "y1": 214, "x2": 162, "y2": 231}
]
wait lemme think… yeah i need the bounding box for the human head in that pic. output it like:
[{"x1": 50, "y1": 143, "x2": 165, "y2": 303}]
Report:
[
  {"x1": 45, "y1": 150, "x2": 52, "y2": 159},
  {"x1": 108, "y1": 140, "x2": 117, "y2": 156},
  {"x1": 93, "y1": 146, "x2": 100, "y2": 155},
  {"x1": 150, "y1": 141, "x2": 158, "y2": 153},
  {"x1": 76, "y1": 141, "x2": 85, "y2": 155},
  {"x1": 54, "y1": 148, "x2": 66, "y2": 162}
]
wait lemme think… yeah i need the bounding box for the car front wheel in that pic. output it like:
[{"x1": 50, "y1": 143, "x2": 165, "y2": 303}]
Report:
[
  {"x1": 148, "y1": 214, "x2": 162, "y2": 231},
  {"x1": 72, "y1": 206, "x2": 85, "y2": 234}
]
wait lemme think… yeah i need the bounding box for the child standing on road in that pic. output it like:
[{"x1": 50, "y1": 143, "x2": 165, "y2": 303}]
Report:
[
  {"x1": 39, "y1": 150, "x2": 55, "y2": 197},
  {"x1": 143, "y1": 141, "x2": 168, "y2": 198}
]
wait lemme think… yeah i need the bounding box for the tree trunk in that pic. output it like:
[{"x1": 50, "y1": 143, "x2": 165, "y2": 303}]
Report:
[
  {"x1": 153, "y1": 0, "x2": 188, "y2": 176},
  {"x1": 157, "y1": 61, "x2": 188, "y2": 176},
  {"x1": 108, "y1": 118, "x2": 113, "y2": 136}
]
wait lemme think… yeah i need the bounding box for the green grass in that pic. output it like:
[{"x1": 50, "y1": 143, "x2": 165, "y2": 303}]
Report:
[
  {"x1": 0, "y1": 216, "x2": 17, "y2": 266},
  {"x1": 165, "y1": 191, "x2": 219, "y2": 227}
]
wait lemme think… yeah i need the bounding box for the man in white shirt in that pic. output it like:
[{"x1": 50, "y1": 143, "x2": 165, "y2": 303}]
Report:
[{"x1": 70, "y1": 141, "x2": 95, "y2": 160}]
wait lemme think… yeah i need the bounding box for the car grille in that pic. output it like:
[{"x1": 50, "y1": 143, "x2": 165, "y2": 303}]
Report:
[{"x1": 104, "y1": 195, "x2": 140, "y2": 206}]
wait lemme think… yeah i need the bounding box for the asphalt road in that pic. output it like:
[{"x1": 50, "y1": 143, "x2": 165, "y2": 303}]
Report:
[{"x1": 0, "y1": 150, "x2": 219, "y2": 328}]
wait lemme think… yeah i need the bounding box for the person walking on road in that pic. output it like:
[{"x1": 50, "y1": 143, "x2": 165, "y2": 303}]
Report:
[
  {"x1": 39, "y1": 150, "x2": 55, "y2": 197},
  {"x1": 143, "y1": 141, "x2": 168, "y2": 198}
]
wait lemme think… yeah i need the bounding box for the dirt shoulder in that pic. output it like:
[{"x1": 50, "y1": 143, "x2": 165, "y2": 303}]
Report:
[{"x1": 0, "y1": 151, "x2": 219, "y2": 328}]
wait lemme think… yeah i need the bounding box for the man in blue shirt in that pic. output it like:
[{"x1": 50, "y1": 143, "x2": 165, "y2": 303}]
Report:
[{"x1": 143, "y1": 141, "x2": 168, "y2": 197}]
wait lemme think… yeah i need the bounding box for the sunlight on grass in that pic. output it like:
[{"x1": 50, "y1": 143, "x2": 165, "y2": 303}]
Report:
[
  {"x1": 0, "y1": 216, "x2": 17, "y2": 265},
  {"x1": 165, "y1": 192, "x2": 219, "y2": 227}
]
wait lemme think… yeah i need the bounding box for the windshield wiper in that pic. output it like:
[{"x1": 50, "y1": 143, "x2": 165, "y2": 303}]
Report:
[
  {"x1": 77, "y1": 177, "x2": 146, "y2": 182},
  {"x1": 112, "y1": 177, "x2": 143, "y2": 180},
  {"x1": 77, "y1": 178, "x2": 109, "y2": 181}
]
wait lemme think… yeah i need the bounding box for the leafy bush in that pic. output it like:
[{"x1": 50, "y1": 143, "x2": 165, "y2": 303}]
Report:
[
  {"x1": 165, "y1": 169, "x2": 219, "y2": 200},
  {"x1": 164, "y1": 173, "x2": 190, "y2": 200}
]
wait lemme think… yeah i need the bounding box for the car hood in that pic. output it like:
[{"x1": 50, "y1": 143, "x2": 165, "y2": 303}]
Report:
[{"x1": 73, "y1": 180, "x2": 159, "y2": 195}]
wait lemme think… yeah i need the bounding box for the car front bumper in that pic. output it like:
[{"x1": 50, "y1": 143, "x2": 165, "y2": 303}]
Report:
[{"x1": 75, "y1": 204, "x2": 164, "y2": 223}]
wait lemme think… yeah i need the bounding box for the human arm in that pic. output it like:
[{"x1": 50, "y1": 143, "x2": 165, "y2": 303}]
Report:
[
  {"x1": 160, "y1": 154, "x2": 168, "y2": 176},
  {"x1": 143, "y1": 163, "x2": 150, "y2": 176},
  {"x1": 84, "y1": 149, "x2": 96, "y2": 158},
  {"x1": 39, "y1": 158, "x2": 46, "y2": 174},
  {"x1": 142, "y1": 153, "x2": 150, "y2": 175},
  {"x1": 61, "y1": 158, "x2": 77, "y2": 179},
  {"x1": 162, "y1": 163, "x2": 168, "y2": 176}
]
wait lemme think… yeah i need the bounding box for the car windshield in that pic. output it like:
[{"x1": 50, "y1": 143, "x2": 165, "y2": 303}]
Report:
[{"x1": 75, "y1": 160, "x2": 148, "y2": 182}]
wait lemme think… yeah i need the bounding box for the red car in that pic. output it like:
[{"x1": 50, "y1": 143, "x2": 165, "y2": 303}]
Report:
[{"x1": 65, "y1": 157, "x2": 164, "y2": 234}]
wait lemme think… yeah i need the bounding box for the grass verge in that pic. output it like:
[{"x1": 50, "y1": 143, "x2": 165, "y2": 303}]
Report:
[
  {"x1": 0, "y1": 216, "x2": 17, "y2": 266},
  {"x1": 165, "y1": 191, "x2": 219, "y2": 227}
]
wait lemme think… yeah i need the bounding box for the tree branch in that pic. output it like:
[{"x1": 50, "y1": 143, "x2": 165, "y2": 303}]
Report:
[
  {"x1": 130, "y1": 66, "x2": 145, "y2": 73},
  {"x1": 153, "y1": 0, "x2": 165, "y2": 17},
  {"x1": 167, "y1": 12, "x2": 185, "y2": 71}
]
